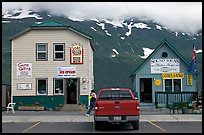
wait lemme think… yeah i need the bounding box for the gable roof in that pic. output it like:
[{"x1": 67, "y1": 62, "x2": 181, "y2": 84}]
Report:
[
  {"x1": 10, "y1": 20, "x2": 95, "y2": 51},
  {"x1": 129, "y1": 39, "x2": 193, "y2": 78},
  {"x1": 31, "y1": 20, "x2": 69, "y2": 27}
]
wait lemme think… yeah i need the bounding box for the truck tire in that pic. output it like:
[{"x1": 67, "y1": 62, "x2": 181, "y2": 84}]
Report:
[
  {"x1": 94, "y1": 121, "x2": 101, "y2": 130},
  {"x1": 132, "y1": 121, "x2": 139, "y2": 130}
]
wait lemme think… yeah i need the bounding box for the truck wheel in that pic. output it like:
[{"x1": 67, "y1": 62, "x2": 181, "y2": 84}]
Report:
[
  {"x1": 132, "y1": 121, "x2": 139, "y2": 130},
  {"x1": 94, "y1": 121, "x2": 101, "y2": 130}
]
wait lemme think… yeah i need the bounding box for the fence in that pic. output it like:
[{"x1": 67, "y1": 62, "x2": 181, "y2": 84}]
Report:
[{"x1": 155, "y1": 91, "x2": 198, "y2": 108}]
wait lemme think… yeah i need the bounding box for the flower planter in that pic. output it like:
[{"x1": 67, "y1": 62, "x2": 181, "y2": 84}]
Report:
[{"x1": 18, "y1": 106, "x2": 44, "y2": 111}]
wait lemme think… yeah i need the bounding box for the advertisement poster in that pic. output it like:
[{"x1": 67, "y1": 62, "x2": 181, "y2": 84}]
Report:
[
  {"x1": 17, "y1": 63, "x2": 32, "y2": 78},
  {"x1": 57, "y1": 66, "x2": 76, "y2": 78}
]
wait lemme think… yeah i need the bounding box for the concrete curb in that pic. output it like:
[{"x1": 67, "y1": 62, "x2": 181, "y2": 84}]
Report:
[{"x1": 2, "y1": 114, "x2": 202, "y2": 123}]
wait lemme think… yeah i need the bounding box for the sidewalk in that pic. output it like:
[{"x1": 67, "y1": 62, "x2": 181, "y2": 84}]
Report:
[{"x1": 2, "y1": 108, "x2": 202, "y2": 123}]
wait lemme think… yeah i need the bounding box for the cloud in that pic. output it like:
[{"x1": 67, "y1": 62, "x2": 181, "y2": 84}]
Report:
[{"x1": 2, "y1": 2, "x2": 202, "y2": 35}]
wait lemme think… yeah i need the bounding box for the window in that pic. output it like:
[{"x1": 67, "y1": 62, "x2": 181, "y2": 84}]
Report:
[
  {"x1": 37, "y1": 78, "x2": 47, "y2": 95},
  {"x1": 54, "y1": 79, "x2": 63, "y2": 94},
  {"x1": 99, "y1": 90, "x2": 132, "y2": 100},
  {"x1": 162, "y1": 52, "x2": 168, "y2": 58},
  {"x1": 164, "y1": 79, "x2": 181, "y2": 92},
  {"x1": 36, "y1": 43, "x2": 48, "y2": 60},
  {"x1": 54, "y1": 43, "x2": 65, "y2": 60}
]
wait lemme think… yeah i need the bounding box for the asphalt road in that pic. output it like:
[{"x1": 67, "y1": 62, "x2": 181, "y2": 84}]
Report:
[{"x1": 2, "y1": 121, "x2": 202, "y2": 133}]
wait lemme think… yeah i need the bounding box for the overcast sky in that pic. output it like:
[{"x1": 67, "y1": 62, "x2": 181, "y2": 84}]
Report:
[{"x1": 2, "y1": 2, "x2": 202, "y2": 35}]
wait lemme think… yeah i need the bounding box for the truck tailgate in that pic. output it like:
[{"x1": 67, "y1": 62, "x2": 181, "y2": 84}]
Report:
[{"x1": 95, "y1": 100, "x2": 140, "y2": 116}]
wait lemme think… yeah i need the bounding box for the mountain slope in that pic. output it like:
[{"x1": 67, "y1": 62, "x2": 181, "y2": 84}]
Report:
[{"x1": 2, "y1": 9, "x2": 202, "y2": 92}]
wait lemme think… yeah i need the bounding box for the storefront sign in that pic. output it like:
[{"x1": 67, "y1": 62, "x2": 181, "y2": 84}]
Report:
[
  {"x1": 70, "y1": 43, "x2": 83, "y2": 64},
  {"x1": 151, "y1": 59, "x2": 179, "y2": 73},
  {"x1": 187, "y1": 74, "x2": 193, "y2": 86},
  {"x1": 17, "y1": 63, "x2": 32, "y2": 78},
  {"x1": 57, "y1": 66, "x2": 76, "y2": 78},
  {"x1": 17, "y1": 83, "x2": 32, "y2": 90},
  {"x1": 162, "y1": 72, "x2": 184, "y2": 78}
]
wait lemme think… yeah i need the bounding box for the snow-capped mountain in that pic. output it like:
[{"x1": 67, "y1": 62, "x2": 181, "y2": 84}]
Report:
[{"x1": 2, "y1": 9, "x2": 202, "y2": 90}]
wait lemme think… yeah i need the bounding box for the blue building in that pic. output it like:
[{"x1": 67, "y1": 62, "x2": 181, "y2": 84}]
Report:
[{"x1": 130, "y1": 39, "x2": 198, "y2": 108}]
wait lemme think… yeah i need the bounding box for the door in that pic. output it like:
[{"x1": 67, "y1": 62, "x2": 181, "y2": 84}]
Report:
[
  {"x1": 65, "y1": 78, "x2": 79, "y2": 104},
  {"x1": 140, "y1": 78, "x2": 152, "y2": 103}
]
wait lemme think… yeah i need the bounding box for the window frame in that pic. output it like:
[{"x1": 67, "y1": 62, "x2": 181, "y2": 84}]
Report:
[
  {"x1": 36, "y1": 78, "x2": 48, "y2": 95},
  {"x1": 53, "y1": 78, "x2": 64, "y2": 95},
  {"x1": 163, "y1": 78, "x2": 182, "y2": 92},
  {"x1": 36, "y1": 43, "x2": 48, "y2": 61},
  {"x1": 53, "y1": 43, "x2": 65, "y2": 61}
]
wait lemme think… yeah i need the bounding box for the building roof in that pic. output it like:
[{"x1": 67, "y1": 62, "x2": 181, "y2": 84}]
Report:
[
  {"x1": 129, "y1": 39, "x2": 196, "y2": 78},
  {"x1": 10, "y1": 20, "x2": 95, "y2": 51},
  {"x1": 31, "y1": 20, "x2": 69, "y2": 27}
]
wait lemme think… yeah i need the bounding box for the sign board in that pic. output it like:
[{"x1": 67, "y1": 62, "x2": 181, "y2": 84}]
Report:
[
  {"x1": 17, "y1": 63, "x2": 32, "y2": 78},
  {"x1": 56, "y1": 66, "x2": 76, "y2": 78},
  {"x1": 151, "y1": 59, "x2": 179, "y2": 73},
  {"x1": 70, "y1": 43, "x2": 84, "y2": 64},
  {"x1": 17, "y1": 83, "x2": 32, "y2": 90},
  {"x1": 162, "y1": 72, "x2": 184, "y2": 79},
  {"x1": 187, "y1": 74, "x2": 193, "y2": 86}
]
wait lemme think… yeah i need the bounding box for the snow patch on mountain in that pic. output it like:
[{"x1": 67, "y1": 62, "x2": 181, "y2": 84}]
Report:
[
  {"x1": 69, "y1": 16, "x2": 84, "y2": 22},
  {"x1": 112, "y1": 49, "x2": 119, "y2": 58},
  {"x1": 122, "y1": 21, "x2": 151, "y2": 36},
  {"x1": 155, "y1": 25, "x2": 162, "y2": 30},
  {"x1": 2, "y1": 21, "x2": 11, "y2": 23},
  {"x1": 138, "y1": 47, "x2": 154, "y2": 59},
  {"x1": 2, "y1": 9, "x2": 43, "y2": 20},
  {"x1": 102, "y1": 19, "x2": 124, "y2": 28},
  {"x1": 91, "y1": 27, "x2": 97, "y2": 31}
]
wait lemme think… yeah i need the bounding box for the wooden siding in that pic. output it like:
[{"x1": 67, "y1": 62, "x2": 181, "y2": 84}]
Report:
[
  {"x1": 11, "y1": 29, "x2": 94, "y2": 96},
  {"x1": 134, "y1": 42, "x2": 196, "y2": 103}
]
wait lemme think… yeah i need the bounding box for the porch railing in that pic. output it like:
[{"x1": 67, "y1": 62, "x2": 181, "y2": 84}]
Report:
[{"x1": 155, "y1": 91, "x2": 198, "y2": 108}]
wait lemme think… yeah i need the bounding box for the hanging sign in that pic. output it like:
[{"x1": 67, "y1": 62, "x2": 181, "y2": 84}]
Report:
[
  {"x1": 187, "y1": 74, "x2": 193, "y2": 86},
  {"x1": 70, "y1": 43, "x2": 84, "y2": 64},
  {"x1": 56, "y1": 66, "x2": 76, "y2": 78},
  {"x1": 17, "y1": 63, "x2": 32, "y2": 78}
]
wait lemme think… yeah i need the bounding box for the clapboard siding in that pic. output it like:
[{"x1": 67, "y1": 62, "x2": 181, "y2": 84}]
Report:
[{"x1": 12, "y1": 29, "x2": 93, "y2": 96}]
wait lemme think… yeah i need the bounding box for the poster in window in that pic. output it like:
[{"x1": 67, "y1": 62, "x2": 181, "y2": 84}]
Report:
[
  {"x1": 70, "y1": 43, "x2": 83, "y2": 64},
  {"x1": 17, "y1": 63, "x2": 32, "y2": 78}
]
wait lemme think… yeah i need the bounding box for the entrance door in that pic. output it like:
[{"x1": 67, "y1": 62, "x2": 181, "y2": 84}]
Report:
[
  {"x1": 140, "y1": 78, "x2": 152, "y2": 103},
  {"x1": 65, "y1": 78, "x2": 79, "y2": 104}
]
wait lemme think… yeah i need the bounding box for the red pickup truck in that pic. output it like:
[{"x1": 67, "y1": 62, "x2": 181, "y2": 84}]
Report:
[{"x1": 94, "y1": 88, "x2": 140, "y2": 130}]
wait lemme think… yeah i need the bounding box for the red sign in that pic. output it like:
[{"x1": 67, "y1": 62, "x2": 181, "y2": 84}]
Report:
[{"x1": 70, "y1": 43, "x2": 83, "y2": 64}]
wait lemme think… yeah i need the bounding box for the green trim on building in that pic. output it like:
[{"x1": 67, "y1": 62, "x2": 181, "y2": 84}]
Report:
[
  {"x1": 80, "y1": 95, "x2": 89, "y2": 106},
  {"x1": 13, "y1": 95, "x2": 64, "y2": 110}
]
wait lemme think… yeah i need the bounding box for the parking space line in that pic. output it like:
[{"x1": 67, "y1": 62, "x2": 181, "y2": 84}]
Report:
[
  {"x1": 22, "y1": 121, "x2": 41, "y2": 133},
  {"x1": 148, "y1": 121, "x2": 166, "y2": 132}
]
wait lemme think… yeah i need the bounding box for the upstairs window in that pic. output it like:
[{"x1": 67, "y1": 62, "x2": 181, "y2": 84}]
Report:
[
  {"x1": 36, "y1": 43, "x2": 48, "y2": 61},
  {"x1": 54, "y1": 43, "x2": 65, "y2": 60}
]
